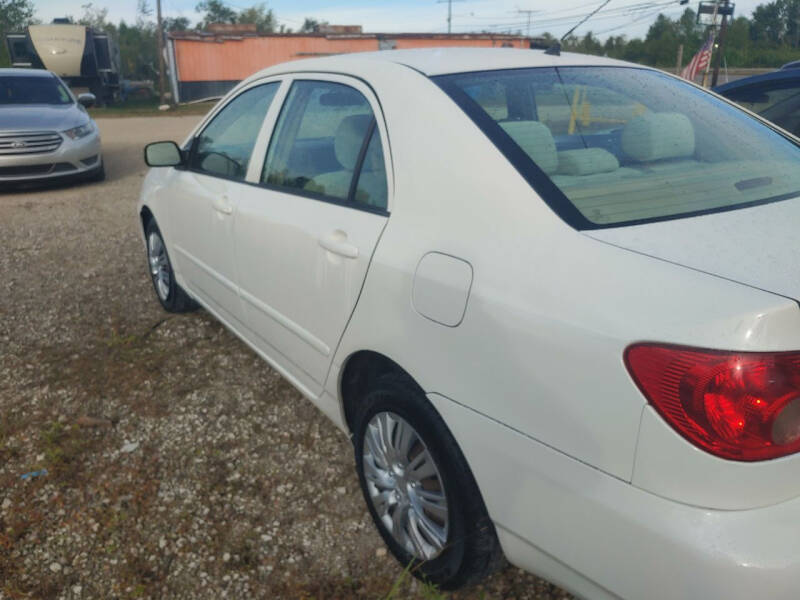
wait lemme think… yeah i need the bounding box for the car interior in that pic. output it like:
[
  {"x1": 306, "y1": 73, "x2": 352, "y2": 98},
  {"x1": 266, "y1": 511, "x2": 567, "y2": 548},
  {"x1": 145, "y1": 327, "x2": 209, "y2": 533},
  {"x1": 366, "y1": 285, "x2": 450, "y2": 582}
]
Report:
[
  {"x1": 263, "y1": 83, "x2": 387, "y2": 209},
  {"x1": 458, "y1": 71, "x2": 800, "y2": 225}
]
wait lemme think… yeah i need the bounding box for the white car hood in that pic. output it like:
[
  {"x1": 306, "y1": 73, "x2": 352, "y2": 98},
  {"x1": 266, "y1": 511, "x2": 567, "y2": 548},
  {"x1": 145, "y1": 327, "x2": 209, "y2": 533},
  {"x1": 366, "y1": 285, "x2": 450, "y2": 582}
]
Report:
[{"x1": 585, "y1": 195, "x2": 800, "y2": 301}]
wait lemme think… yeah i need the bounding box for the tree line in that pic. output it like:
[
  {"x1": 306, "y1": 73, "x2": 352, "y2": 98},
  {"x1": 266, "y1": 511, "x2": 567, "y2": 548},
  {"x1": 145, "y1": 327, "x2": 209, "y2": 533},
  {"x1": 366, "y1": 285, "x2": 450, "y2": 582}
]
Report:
[
  {"x1": 2, "y1": 0, "x2": 799, "y2": 78},
  {"x1": 552, "y1": 1, "x2": 800, "y2": 69}
]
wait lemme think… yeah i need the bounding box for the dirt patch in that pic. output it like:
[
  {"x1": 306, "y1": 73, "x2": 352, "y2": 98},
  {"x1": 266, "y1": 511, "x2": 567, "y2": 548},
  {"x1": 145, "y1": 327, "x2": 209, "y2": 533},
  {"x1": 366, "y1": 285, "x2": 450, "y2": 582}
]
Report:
[{"x1": 0, "y1": 117, "x2": 571, "y2": 599}]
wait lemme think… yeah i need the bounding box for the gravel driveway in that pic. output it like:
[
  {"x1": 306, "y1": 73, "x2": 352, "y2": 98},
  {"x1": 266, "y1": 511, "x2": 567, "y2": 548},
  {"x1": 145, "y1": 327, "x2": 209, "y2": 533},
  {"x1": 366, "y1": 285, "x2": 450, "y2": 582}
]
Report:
[{"x1": 0, "y1": 116, "x2": 571, "y2": 599}]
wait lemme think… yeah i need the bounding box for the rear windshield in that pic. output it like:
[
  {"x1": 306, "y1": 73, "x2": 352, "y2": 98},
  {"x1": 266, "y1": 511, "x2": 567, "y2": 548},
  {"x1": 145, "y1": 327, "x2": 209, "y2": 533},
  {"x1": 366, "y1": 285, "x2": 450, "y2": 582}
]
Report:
[
  {"x1": 435, "y1": 67, "x2": 800, "y2": 229},
  {"x1": 0, "y1": 75, "x2": 72, "y2": 106}
]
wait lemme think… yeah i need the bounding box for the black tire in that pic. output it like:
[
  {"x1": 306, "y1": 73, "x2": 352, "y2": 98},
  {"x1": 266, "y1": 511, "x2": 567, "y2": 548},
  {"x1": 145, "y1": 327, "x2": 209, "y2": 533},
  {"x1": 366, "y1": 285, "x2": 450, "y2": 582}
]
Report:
[
  {"x1": 144, "y1": 219, "x2": 198, "y2": 313},
  {"x1": 353, "y1": 373, "x2": 504, "y2": 590}
]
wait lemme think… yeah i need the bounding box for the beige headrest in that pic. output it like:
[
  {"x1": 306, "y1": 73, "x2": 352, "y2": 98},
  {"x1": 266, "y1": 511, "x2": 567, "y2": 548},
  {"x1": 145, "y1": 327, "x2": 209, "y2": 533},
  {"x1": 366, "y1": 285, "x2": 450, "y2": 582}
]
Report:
[
  {"x1": 622, "y1": 112, "x2": 695, "y2": 162},
  {"x1": 499, "y1": 120, "x2": 558, "y2": 174},
  {"x1": 335, "y1": 114, "x2": 372, "y2": 170},
  {"x1": 557, "y1": 148, "x2": 620, "y2": 176}
]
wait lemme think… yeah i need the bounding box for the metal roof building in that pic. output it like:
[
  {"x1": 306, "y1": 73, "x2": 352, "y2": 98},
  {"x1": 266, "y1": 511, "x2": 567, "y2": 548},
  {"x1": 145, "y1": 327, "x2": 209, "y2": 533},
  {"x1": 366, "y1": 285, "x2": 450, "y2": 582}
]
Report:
[{"x1": 166, "y1": 26, "x2": 542, "y2": 103}]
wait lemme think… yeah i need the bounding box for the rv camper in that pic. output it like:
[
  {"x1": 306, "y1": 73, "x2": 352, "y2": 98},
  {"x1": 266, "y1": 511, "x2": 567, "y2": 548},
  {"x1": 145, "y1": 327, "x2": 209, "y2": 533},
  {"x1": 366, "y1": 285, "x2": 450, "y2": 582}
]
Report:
[{"x1": 5, "y1": 19, "x2": 121, "y2": 105}]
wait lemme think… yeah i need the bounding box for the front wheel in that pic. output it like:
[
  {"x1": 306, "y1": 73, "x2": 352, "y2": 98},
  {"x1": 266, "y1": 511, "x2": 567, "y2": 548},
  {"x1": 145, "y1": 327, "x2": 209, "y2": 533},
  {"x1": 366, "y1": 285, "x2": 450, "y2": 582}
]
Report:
[
  {"x1": 353, "y1": 374, "x2": 504, "y2": 590},
  {"x1": 144, "y1": 219, "x2": 197, "y2": 313}
]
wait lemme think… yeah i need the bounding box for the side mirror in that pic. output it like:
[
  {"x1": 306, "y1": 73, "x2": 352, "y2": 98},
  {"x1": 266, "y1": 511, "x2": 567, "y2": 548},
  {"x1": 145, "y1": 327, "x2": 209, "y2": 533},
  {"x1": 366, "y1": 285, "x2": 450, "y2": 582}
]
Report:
[
  {"x1": 145, "y1": 141, "x2": 184, "y2": 167},
  {"x1": 77, "y1": 93, "x2": 96, "y2": 108}
]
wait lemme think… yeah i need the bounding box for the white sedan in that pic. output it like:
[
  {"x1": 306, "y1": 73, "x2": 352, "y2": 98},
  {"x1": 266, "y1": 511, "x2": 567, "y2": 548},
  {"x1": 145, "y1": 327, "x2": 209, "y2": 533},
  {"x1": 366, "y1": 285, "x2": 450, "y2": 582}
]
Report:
[{"x1": 138, "y1": 48, "x2": 800, "y2": 599}]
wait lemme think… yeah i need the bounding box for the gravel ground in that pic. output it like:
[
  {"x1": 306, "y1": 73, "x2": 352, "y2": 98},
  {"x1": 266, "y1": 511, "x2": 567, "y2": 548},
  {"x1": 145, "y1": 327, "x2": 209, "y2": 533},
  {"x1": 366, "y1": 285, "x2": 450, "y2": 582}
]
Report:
[{"x1": 0, "y1": 117, "x2": 572, "y2": 600}]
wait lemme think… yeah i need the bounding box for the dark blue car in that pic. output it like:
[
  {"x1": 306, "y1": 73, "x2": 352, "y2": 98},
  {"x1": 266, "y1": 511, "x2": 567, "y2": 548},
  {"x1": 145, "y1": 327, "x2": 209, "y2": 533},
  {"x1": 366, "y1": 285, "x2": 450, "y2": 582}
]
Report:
[{"x1": 714, "y1": 69, "x2": 800, "y2": 136}]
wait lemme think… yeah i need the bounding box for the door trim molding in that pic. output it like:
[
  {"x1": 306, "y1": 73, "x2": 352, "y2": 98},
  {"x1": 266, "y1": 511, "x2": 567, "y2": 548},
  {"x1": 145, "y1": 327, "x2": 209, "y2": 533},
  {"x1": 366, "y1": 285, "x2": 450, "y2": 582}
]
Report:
[{"x1": 239, "y1": 287, "x2": 331, "y2": 357}]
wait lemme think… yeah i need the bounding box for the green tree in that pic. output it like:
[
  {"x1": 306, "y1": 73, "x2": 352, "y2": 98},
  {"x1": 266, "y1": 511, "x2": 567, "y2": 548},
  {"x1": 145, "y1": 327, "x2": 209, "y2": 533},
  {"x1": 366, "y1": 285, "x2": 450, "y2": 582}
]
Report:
[
  {"x1": 299, "y1": 17, "x2": 327, "y2": 33},
  {"x1": 751, "y1": 1, "x2": 785, "y2": 43},
  {"x1": 0, "y1": 0, "x2": 36, "y2": 66},
  {"x1": 195, "y1": 0, "x2": 237, "y2": 27},
  {"x1": 116, "y1": 20, "x2": 156, "y2": 79},
  {"x1": 163, "y1": 16, "x2": 191, "y2": 32},
  {"x1": 239, "y1": 3, "x2": 275, "y2": 33},
  {"x1": 77, "y1": 2, "x2": 112, "y2": 30}
]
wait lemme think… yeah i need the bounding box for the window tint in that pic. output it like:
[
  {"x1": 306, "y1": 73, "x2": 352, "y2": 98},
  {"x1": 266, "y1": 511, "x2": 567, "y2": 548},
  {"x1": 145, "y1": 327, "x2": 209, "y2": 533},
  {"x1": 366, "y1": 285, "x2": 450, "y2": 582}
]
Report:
[
  {"x1": 262, "y1": 80, "x2": 387, "y2": 206},
  {"x1": 190, "y1": 83, "x2": 279, "y2": 180},
  {"x1": 438, "y1": 67, "x2": 800, "y2": 228}
]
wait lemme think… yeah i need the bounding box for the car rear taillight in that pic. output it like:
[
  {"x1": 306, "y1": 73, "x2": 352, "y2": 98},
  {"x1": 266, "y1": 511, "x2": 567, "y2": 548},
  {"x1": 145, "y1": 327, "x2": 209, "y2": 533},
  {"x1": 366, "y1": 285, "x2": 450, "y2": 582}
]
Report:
[{"x1": 625, "y1": 344, "x2": 800, "y2": 461}]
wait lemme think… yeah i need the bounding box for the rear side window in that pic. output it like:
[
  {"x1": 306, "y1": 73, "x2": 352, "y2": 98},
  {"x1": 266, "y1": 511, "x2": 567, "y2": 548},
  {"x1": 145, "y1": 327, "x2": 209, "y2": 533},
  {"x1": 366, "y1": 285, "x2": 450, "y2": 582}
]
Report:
[
  {"x1": 190, "y1": 82, "x2": 279, "y2": 181},
  {"x1": 436, "y1": 67, "x2": 800, "y2": 229},
  {"x1": 261, "y1": 80, "x2": 388, "y2": 210}
]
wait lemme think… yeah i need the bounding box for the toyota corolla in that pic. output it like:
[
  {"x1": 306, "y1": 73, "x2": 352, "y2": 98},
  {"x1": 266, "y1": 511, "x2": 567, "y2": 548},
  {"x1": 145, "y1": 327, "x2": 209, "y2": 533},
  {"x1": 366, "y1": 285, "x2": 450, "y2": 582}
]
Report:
[{"x1": 137, "y1": 48, "x2": 800, "y2": 599}]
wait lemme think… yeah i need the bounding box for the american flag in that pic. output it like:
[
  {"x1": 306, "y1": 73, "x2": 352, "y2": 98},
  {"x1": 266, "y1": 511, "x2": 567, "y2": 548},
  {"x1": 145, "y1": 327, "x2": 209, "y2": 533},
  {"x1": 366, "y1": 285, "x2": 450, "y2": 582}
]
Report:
[{"x1": 681, "y1": 36, "x2": 714, "y2": 82}]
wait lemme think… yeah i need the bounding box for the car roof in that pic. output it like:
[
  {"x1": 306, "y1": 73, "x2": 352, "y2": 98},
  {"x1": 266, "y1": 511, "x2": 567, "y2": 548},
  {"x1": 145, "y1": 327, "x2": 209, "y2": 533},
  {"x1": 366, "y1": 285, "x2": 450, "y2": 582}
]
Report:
[
  {"x1": 0, "y1": 68, "x2": 56, "y2": 78},
  {"x1": 245, "y1": 47, "x2": 642, "y2": 82},
  {"x1": 781, "y1": 60, "x2": 800, "y2": 70},
  {"x1": 714, "y1": 69, "x2": 800, "y2": 93}
]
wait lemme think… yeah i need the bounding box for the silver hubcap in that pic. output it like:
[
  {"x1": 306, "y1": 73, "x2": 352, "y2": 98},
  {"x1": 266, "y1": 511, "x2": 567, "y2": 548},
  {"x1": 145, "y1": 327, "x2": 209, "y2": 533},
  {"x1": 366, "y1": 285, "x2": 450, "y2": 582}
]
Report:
[
  {"x1": 363, "y1": 412, "x2": 449, "y2": 560},
  {"x1": 147, "y1": 232, "x2": 170, "y2": 301}
]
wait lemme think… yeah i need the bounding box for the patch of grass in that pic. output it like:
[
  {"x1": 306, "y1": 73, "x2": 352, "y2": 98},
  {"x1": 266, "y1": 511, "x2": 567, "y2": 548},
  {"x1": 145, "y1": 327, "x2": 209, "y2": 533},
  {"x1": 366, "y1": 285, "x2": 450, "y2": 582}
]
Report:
[
  {"x1": 383, "y1": 560, "x2": 450, "y2": 600},
  {"x1": 38, "y1": 420, "x2": 99, "y2": 482}
]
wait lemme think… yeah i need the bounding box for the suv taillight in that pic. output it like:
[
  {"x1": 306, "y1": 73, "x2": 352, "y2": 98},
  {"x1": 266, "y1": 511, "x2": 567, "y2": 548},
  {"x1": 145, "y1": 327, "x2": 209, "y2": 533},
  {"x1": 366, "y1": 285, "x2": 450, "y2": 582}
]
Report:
[{"x1": 625, "y1": 344, "x2": 800, "y2": 461}]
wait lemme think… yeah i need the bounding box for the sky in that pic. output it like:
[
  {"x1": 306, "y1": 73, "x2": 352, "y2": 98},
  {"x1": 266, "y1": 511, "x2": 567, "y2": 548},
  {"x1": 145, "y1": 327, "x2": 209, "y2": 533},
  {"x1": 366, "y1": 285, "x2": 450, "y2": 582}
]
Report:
[{"x1": 33, "y1": 0, "x2": 767, "y2": 40}]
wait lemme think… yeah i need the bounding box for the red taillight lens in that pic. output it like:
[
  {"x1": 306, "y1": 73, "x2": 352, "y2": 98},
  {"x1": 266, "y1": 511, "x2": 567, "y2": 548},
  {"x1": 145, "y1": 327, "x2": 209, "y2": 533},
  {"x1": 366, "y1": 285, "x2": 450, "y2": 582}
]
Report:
[{"x1": 625, "y1": 344, "x2": 800, "y2": 461}]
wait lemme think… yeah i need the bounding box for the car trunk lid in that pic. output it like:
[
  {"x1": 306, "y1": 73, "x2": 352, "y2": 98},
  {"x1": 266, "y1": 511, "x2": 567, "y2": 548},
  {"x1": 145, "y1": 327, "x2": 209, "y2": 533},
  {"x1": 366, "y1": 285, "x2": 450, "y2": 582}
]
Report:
[{"x1": 585, "y1": 195, "x2": 800, "y2": 302}]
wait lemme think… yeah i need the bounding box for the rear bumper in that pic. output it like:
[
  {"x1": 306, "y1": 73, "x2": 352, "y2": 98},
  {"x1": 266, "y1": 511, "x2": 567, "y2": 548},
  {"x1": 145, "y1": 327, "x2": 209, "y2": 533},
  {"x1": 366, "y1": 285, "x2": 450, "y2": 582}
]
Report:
[
  {"x1": 0, "y1": 131, "x2": 102, "y2": 182},
  {"x1": 428, "y1": 393, "x2": 800, "y2": 600}
]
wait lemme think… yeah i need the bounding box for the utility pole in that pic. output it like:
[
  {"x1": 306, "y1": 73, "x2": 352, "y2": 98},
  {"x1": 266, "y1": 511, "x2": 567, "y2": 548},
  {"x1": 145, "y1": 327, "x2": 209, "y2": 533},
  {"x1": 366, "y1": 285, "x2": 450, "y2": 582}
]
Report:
[
  {"x1": 156, "y1": 0, "x2": 167, "y2": 105},
  {"x1": 516, "y1": 9, "x2": 538, "y2": 38},
  {"x1": 710, "y1": 0, "x2": 730, "y2": 87},
  {"x1": 676, "y1": 43, "x2": 684, "y2": 75},
  {"x1": 436, "y1": 0, "x2": 464, "y2": 34},
  {"x1": 701, "y1": 0, "x2": 720, "y2": 88}
]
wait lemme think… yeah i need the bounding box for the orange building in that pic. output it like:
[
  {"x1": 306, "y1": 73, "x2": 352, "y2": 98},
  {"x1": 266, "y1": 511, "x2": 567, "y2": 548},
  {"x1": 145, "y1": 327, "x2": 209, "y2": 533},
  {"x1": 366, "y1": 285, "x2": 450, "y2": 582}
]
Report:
[{"x1": 166, "y1": 28, "x2": 542, "y2": 103}]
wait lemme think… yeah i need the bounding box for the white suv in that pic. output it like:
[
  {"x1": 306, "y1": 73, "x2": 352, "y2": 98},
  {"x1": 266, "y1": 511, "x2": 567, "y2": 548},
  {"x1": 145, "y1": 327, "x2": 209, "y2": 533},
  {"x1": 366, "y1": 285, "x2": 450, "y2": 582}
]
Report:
[{"x1": 138, "y1": 48, "x2": 800, "y2": 599}]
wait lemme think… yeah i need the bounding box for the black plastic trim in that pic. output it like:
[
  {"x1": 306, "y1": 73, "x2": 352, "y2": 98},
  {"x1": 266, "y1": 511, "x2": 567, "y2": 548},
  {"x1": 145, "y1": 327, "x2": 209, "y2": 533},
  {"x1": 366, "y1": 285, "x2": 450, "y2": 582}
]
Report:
[{"x1": 347, "y1": 118, "x2": 377, "y2": 203}]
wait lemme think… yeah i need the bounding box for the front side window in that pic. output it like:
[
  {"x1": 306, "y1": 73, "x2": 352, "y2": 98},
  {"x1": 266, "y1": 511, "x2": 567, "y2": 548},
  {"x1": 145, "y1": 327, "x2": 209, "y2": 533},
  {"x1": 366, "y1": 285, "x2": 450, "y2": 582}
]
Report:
[
  {"x1": 436, "y1": 67, "x2": 800, "y2": 228},
  {"x1": 262, "y1": 80, "x2": 388, "y2": 209},
  {"x1": 0, "y1": 76, "x2": 71, "y2": 105},
  {"x1": 190, "y1": 82, "x2": 279, "y2": 180}
]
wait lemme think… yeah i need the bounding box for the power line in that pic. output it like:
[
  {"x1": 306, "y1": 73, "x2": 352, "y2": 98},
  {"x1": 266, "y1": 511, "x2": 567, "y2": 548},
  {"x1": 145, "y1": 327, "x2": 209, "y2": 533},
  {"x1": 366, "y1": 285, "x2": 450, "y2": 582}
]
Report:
[
  {"x1": 463, "y1": 0, "x2": 679, "y2": 30},
  {"x1": 516, "y1": 9, "x2": 540, "y2": 37}
]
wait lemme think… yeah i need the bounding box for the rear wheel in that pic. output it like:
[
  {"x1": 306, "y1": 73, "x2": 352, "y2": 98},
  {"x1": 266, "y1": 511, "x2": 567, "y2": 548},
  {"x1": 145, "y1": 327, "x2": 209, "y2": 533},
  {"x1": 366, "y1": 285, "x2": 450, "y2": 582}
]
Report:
[
  {"x1": 144, "y1": 219, "x2": 197, "y2": 313},
  {"x1": 353, "y1": 374, "x2": 504, "y2": 590}
]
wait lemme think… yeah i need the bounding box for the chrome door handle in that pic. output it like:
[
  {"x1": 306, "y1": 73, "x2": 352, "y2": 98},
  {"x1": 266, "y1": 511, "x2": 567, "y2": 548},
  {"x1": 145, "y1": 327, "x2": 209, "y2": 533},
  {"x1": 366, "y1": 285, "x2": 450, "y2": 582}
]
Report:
[
  {"x1": 319, "y1": 231, "x2": 359, "y2": 259},
  {"x1": 212, "y1": 195, "x2": 233, "y2": 215}
]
